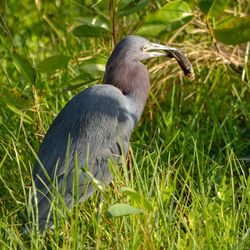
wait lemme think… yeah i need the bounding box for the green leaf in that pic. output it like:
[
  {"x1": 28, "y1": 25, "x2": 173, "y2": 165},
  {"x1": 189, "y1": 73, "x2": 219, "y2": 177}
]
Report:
[
  {"x1": 106, "y1": 203, "x2": 144, "y2": 218},
  {"x1": 37, "y1": 55, "x2": 70, "y2": 73},
  {"x1": 74, "y1": 15, "x2": 110, "y2": 30},
  {"x1": 72, "y1": 25, "x2": 110, "y2": 38},
  {"x1": 121, "y1": 187, "x2": 141, "y2": 202},
  {"x1": 183, "y1": 0, "x2": 196, "y2": 10},
  {"x1": 79, "y1": 57, "x2": 107, "y2": 78},
  {"x1": 208, "y1": 0, "x2": 230, "y2": 18},
  {"x1": 136, "y1": 24, "x2": 167, "y2": 37},
  {"x1": 118, "y1": 0, "x2": 149, "y2": 17},
  {"x1": 198, "y1": 0, "x2": 213, "y2": 14},
  {"x1": 121, "y1": 187, "x2": 153, "y2": 211},
  {"x1": 144, "y1": 0, "x2": 192, "y2": 24},
  {"x1": 214, "y1": 17, "x2": 250, "y2": 45},
  {"x1": 13, "y1": 54, "x2": 36, "y2": 84},
  {"x1": 69, "y1": 73, "x2": 94, "y2": 85},
  {"x1": 69, "y1": 72, "x2": 101, "y2": 87},
  {"x1": 137, "y1": 0, "x2": 193, "y2": 37},
  {"x1": 7, "y1": 104, "x2": 32, "y2": 124}
]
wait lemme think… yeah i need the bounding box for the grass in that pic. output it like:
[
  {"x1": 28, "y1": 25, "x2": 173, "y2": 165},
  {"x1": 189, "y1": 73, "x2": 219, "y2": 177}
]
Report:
[{"x1": 0, "y1": 0, "x2": 250, "y2": 249}]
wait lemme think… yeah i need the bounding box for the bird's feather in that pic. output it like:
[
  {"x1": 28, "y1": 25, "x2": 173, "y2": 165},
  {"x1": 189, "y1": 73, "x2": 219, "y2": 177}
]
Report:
[{"x1": 32, "y1": 84, "x2": 136, "y2": 229}]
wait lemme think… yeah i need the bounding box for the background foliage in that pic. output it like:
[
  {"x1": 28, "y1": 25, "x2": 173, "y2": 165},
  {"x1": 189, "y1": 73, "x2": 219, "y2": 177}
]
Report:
[{"x1": 0, "y1": 0, "x2": 249, "y2": 249}]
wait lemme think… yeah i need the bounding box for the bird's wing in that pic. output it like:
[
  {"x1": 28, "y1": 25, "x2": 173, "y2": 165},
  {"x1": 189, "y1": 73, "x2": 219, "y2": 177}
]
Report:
[{"x1": 32, "y1": 84, "x2": 136, "y2": 221}]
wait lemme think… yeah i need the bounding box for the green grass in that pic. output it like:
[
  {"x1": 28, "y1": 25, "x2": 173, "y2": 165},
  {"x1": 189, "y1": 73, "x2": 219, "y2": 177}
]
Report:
[{"x1": 0, "y1": 0, "x2": 250, "y2": 249}]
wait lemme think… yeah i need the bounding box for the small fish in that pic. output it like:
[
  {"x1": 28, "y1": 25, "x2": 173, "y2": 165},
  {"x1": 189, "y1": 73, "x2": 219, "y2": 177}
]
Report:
[{"x1": 166, "y1": 50, "x2": 195, "y2": 80}]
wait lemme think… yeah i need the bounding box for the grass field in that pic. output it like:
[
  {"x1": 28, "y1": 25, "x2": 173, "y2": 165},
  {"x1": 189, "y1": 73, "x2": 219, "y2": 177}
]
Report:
[{"x1": 0, "y1": 0, "x2": 249, "y2": 249}]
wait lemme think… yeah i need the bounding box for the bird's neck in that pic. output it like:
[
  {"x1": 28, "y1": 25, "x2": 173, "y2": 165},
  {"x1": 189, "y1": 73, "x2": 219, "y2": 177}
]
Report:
[{"x1": 104, "y1": 60, "x2": 150, "y2": 121}]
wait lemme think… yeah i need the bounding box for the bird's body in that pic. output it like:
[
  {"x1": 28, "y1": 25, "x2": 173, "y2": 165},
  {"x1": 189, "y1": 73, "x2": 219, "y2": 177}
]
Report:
[
  {"x1": 32, "y1": 82, "x2": 146, "y2": 227},
  {"x1": 29, "y1": 35, "x2": 180, "y2": 230}
]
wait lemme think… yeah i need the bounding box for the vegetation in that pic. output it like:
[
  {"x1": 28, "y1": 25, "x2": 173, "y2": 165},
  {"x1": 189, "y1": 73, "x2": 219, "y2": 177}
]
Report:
[{"x1": 0, "y1": 0, "x2": 249, "y2": 249}]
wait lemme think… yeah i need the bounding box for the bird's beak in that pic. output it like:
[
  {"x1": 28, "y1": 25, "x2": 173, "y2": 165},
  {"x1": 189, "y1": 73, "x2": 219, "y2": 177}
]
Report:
[{"x1": 146, "y1": 42, "x2": 178, "y2": 58}]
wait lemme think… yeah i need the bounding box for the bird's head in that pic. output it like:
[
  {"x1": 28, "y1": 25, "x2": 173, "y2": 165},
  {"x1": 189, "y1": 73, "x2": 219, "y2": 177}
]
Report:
[
  {"x1": 104, "y1": 35, "x2": 194, "y2": 87},
  {"x1": 107, "y1": 35, "x2": 177, "y2": 63}
]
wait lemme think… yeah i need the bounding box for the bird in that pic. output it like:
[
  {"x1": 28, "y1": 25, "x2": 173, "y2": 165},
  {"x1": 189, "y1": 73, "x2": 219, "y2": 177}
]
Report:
[{"x1": 28, "y1": 35, "x2": 183, "y2": 231}]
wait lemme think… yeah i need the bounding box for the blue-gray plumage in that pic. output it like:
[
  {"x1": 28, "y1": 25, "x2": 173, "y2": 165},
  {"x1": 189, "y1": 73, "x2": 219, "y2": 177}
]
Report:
[{"x1": 30, "y1": 35, "x2": 178, "y2": 230}]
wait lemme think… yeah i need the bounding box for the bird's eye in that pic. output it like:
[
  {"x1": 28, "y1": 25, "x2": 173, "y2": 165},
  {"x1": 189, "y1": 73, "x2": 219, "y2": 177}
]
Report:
[{"x1": 143, "y1": 45, "x2": 149, "y2": 52}]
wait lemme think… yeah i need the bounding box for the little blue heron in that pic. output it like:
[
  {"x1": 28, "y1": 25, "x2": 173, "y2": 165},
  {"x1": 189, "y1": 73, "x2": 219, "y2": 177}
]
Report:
[{"x1": 29, "y1": 35, "x2": 192, "y2": 231}]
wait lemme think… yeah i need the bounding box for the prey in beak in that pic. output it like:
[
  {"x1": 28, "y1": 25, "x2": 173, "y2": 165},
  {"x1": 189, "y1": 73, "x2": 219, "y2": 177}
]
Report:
[{"x1": 144, "y1": 42, "x2": 195, "y2": 80}]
